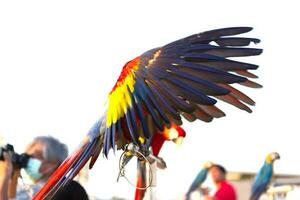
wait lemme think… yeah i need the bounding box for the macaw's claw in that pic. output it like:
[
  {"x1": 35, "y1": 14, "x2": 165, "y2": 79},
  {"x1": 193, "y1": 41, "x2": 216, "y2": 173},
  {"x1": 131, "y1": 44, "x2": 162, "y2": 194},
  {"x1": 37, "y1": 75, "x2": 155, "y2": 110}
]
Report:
[{"x1": 147, "y1": 154, "x2": 167, "y2": 169}]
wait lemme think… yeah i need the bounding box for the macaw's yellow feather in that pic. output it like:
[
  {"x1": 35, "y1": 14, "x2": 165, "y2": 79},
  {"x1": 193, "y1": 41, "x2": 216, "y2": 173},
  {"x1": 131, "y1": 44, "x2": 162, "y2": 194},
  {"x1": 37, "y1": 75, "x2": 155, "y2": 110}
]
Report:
[{"x1": 106, "y1": 57, "x2": 140, "y2": 127}]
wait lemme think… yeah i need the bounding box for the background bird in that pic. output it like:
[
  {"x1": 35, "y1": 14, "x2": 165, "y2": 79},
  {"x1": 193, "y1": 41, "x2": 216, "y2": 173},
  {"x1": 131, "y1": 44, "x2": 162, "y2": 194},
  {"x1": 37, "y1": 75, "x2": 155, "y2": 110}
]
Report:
[
  {"x1": 250, "y1": 152, "x2": 280, "y2": 200},
  {"x1": 33, "y1": 26, "x2": 262, "y2": 199},
  {"x1": 186, "y1": 161, "x2": 213, "y2": 200}
]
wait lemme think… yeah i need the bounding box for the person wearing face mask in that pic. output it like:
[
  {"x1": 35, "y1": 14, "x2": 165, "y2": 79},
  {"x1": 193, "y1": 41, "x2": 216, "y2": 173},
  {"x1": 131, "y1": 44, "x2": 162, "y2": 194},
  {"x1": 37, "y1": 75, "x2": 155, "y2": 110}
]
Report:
[{"x1": 0, "y1": 136, "x2": 89, "y2": 200}]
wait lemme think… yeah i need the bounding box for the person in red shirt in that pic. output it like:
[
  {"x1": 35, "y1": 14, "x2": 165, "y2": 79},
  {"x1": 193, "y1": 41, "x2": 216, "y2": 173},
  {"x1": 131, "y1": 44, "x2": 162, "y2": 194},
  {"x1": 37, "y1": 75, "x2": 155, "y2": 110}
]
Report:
[{"x1": 203, "y1": 164, "x2": 237, "y2": 200}]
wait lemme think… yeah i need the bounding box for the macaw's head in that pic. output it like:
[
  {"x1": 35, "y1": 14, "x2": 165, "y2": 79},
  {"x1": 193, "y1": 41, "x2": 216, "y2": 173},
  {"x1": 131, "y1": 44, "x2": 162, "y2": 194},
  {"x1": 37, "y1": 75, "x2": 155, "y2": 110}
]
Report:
[
  {"x1": 266, "y1": 152, "x2": 280, "y2": 164},
  {"x1": 203, "y1": 161, "x2": 214, "y2": 169},
  {"x1": 163, "y1": 125, "x2": 186, "y2": 145}
]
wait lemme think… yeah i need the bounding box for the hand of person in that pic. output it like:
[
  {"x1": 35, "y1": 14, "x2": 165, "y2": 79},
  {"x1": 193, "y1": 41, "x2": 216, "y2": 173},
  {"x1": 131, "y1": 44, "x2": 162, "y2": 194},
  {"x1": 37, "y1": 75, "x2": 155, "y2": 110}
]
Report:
[
  {"x1": 8, "y1": 167, "x2": 20, "y2": 199},
  {"x1": 203, "y1": 196, "x2": 215, "y2": 200},
  {"x1": 200, "y1": 187, "x2": 210, "y2": 195},
  {"x1": 0, "y1": 152, "x2": 13, "y2": 200},
  {"x1": 0, "y1": 152, "x2": 13, "y2": 181}
]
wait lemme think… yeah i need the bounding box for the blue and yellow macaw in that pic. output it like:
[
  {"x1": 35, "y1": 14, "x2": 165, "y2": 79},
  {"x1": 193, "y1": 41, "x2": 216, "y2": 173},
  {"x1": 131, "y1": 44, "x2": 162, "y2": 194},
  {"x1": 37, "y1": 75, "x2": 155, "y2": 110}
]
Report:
[
  {"x1": 250, "y1": 152, "x2": 280, "y2": 200},
  {"x1": 33, "y1": 27, "x2": 262, "y2": 199},
  {"x1": 186, "y1": 161, "x2": 213, "y2": 200}
]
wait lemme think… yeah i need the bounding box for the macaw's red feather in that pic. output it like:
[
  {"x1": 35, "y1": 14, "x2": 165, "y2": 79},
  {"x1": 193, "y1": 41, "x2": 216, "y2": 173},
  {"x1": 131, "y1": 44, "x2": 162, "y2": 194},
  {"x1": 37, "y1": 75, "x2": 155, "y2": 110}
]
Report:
[
  {"x1": 151, "y1": 132, "x2": 166, "y2": 156},
  {"x1": 110, "y1": 56, "x2": 140, "y2": 93}
]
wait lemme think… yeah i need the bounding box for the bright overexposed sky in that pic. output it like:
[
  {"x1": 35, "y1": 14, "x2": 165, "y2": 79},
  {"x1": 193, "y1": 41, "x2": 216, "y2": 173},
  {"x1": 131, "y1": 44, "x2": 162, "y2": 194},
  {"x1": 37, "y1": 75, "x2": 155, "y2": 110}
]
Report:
[{"x1": 1, "y1": 0, "x2": 300, "y2": 199}]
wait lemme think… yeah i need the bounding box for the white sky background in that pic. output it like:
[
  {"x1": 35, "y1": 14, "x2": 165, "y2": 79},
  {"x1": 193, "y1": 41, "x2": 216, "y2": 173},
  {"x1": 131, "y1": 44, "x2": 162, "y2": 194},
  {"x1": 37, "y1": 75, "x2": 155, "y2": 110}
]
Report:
[{"x1": 0, "y1": 0, "x2": 300, "y2": 199}]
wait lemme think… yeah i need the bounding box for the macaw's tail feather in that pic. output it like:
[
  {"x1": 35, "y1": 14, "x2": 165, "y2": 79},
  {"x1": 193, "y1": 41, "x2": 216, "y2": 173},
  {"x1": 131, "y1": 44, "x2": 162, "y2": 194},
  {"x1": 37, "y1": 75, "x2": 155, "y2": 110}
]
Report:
[
  {"x1": 33, "y1": 120, "x2": 104, "y2": 200},
  {"x1": 186, "y1": 193, "x2": 191, "y2": 200},
  {"x1": 250, "y1": 193, "x2": 261, "y2": 200}
]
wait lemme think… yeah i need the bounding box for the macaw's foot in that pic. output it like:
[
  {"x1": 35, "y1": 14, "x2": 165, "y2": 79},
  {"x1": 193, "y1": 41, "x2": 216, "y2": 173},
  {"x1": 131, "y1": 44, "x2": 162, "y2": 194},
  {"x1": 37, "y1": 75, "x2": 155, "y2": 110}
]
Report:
[{"x1": 147, "y1": 154, "x2": 167, "y2": 169}]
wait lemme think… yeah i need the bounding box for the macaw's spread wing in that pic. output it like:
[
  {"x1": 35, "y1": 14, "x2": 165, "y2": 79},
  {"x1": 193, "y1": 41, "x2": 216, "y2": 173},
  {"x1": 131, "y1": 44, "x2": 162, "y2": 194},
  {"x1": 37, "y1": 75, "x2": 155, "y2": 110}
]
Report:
[{"x1": 104, "y1": 27, "x2": 262, "y2": 156}]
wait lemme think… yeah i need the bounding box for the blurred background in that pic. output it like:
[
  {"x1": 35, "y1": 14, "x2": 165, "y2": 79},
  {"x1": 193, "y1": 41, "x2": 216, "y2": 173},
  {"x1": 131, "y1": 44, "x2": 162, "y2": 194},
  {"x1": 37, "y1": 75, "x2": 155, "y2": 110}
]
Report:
[{"x1": 0, "y1": 0, "x2": 299, "y2": 199}]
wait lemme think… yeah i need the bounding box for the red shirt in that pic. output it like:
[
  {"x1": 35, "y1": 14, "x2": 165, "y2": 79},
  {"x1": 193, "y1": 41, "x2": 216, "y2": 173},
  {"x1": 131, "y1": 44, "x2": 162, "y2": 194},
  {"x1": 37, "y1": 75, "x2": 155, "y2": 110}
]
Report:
[{"x1": 214, "y1": 181, "x2": 237, "y2": 200}]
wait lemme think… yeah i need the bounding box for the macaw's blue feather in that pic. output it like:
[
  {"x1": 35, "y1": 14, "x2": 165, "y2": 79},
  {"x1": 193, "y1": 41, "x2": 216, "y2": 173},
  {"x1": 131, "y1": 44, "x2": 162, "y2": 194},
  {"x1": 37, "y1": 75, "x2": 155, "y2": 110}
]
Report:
[
  {"x1": 186, "y1": 168, "x2": 209, "y2": 200},
  {"x1": 124, "y1": 108, "x2": 139, "y2": 145},
  {"x1": 174, "y1": 61, "x2": 248, "y2": 84},
  {"x1": 149, "y1": 63, "x2": 224, "y2": 102},
  {"x1": 132, "y1": 92, "x2": 151, "y2": 139},
  {"x1": 187, "y1": 44, "x2": 263, "y2": 58},
  {"x1": 250, "y1": 162, "x2": 273, "y2": 200},
  {"x1": 155, "y1": 80, "x2": 195, "y2": 113},
  {"x1": 141, "y1": 80, "x2": 171, "y2": 125},
  {"x1": 193, "y1": 27, "x2": 254, "y2": 41},
  {"x1": 165, "y1": 77, "x2": 217, "y2": 105},
  {"x1": 167, "y1": 27, "x2": 254, "y2": 47},
  {"x1": 110, "y1": 122, "x2": 116, "y2": 150},
  {"x1": 116, "y1": 119, "x2": 123, "y2": 139},
  {"x1": 103, "y1": 127, "x2": 111, "y2": 157},
  {"x1": 135, "y1": 77, "x2": 164, "y2": 131},
  {"x1": 146, "y1": 80, "x2": 181, "y2": 121},
  {"x1": 126, "y1": 87, "x2": 140, "y2": 142},
  {"x1": 209, "y1": 37, "x2": 260, "y2": 47},
  {"x1": 182, "y1": 53, "x2": 259, "y2": 72},
  {"x1": 170, "y1": 67, "x2": 230, "y2": 96}
]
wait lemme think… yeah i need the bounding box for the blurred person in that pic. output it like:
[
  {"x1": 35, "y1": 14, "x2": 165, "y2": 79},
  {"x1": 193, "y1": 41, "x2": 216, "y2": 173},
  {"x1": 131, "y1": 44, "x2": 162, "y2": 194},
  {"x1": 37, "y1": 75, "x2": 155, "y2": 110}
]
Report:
[
  {"x1": 202, "y1": 164, "x2": 236, "y2": 200},
  {"x1": 0, "y1": 136, "x2": 88, "y2": 200}
]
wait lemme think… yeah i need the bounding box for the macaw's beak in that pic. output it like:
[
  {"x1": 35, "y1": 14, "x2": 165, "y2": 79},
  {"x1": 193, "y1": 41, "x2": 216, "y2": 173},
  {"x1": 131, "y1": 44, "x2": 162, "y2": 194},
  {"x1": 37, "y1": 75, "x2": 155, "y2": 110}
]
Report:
[
  {"x1": 172, "y1": 136, "x2": 184, "y2": 145},
  {"x1": 270, "y1": 152, "x2": 280, "y2": 162},
  {"x1": 273, "y1": 152, "x2": 280, "y2": 160}
]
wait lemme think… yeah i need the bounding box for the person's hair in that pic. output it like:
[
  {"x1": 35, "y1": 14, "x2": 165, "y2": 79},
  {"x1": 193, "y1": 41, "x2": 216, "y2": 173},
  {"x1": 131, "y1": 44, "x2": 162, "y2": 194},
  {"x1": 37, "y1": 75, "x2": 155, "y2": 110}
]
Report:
[
  {"x1": 212, "y1": 164, "x2": 227, "y2": 175},
  {"x1": 51, "y1": 180, "x2": 89, "y2": 200},
  {"x1": 32, "y1": 136, "x2": 68, "y2": 165}
]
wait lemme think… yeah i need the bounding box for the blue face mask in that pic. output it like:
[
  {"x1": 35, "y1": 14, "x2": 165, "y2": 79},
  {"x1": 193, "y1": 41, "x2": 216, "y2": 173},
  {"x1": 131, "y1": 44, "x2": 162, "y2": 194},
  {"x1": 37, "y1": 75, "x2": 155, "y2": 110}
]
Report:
[{"x1": 25, "y1": 158, "x2": 43, "y2": 181}]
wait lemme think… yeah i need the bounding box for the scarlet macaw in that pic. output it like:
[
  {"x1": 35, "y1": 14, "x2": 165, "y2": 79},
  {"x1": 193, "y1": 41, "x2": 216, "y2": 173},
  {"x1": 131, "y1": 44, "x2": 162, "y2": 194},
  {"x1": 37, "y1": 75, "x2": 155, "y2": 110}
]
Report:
[
  {"x1": 34, "y1": 27, "x2": 262, "y2": 199},
  {"x1": 250, "y1": 152, "x2": 280, "y2": 200},
  {"x1": 186, "y1": 161, "x2": 213, "y2": 200}
]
